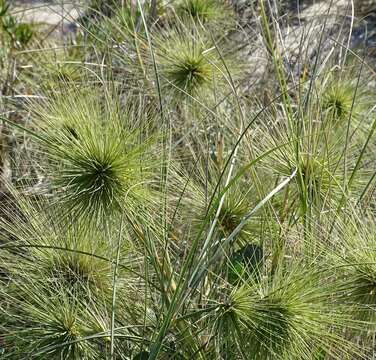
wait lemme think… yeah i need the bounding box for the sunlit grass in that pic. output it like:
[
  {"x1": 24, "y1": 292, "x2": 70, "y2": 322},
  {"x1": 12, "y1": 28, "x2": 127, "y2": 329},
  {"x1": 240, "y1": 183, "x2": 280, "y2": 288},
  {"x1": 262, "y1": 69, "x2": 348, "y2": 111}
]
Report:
[{"x1": 0, "y1": 0, "x2": 375, "y2": 359}]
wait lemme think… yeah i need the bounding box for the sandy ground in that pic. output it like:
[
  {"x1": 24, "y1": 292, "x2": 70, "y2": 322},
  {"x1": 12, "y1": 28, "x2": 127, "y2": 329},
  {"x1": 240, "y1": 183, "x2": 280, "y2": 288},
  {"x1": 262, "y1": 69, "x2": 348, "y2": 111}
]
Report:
[{"x1": 12, "y1": 1, "x2": 83, "y2": 33}]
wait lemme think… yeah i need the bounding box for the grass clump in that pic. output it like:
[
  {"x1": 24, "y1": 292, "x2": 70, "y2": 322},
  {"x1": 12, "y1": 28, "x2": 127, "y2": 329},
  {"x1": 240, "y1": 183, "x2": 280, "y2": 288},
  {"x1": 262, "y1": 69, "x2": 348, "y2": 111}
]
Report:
[
  {"x1": 1, "y1": 287, "x2": 107, "y2": 359},
  {"x1": 0, "y1": 194, "x2": 146, "y2": 358},
  {"x1": 320, "y1": 75, "x2": 371, "y2": 128},
  {"x1": 154, "y1": 26, "x2": 231, "y2": 100},
  {"x1": 214, "y1": 263, "x2": 360, "y2": 359},
  {"x1": 175, "y1": 0, "x2": 234, "y2": 29},
  {"x1": 121, "y1": 21, "x2": 237, "y2": 104},
  {"x1": 209, "y1": 185, "x2": 258, "y2": 243},
  {"x1": 30, "y1": 87, "x2": 157, "y2": 222},
  {"x1": 322, "y1": 83, "x2": 357, "y2": 122},
  {"x1": 329, "y1": 216, "x2": 376, "y2": 320},
  {"x1": 0, "y1": 1, "x2": 375, "y2": 359}
]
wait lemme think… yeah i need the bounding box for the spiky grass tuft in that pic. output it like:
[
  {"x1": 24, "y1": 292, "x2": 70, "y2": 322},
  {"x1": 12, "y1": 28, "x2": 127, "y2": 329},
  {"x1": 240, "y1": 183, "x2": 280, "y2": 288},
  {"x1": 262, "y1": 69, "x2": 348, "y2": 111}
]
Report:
[
  {"x1": 322, "y1": 83, "x2": 356, "y2": 122},
  {"x1": 212, "y1": 262, "x2": 362, "y2": 359},
  {"x1": 0, "y1": 192, "x2": 129, "y2": 297},
  {"x1": 328, "y1": 215, "x2": 376, "y2": 321},
  {"x1": 0, "y1": 1, "x2": 375, "y2": 359},
  {"x1": 0, "y1": 193, "x2": 149, "y2": 358},
  {"x1": 122, "y1": 21, "x2": 237, "y2": 104},
  {"x1": 319, "y1": 68, "x2": 373, "y2": 130},
  {"x1": 259, "y1": 140, "x2": 346, "y2": 215},
  {"x1": 175, "y1": 0, "x2": 234, "y2": 29},
  {"x1": 186, "y1": 173, "x2": 261, "y2": 246},
  {"x1": 1, "y1": 282, "x2": 111, "y2": 359},
  {"x1": 155, "y1": 25, "x2": 231, "y2": 101},
  {"x1": 253, "y1": 108, "x2": 367, "y2": 217},
  {"x1": 30, "y1": 87, "x2": 157, "y2": 222}
]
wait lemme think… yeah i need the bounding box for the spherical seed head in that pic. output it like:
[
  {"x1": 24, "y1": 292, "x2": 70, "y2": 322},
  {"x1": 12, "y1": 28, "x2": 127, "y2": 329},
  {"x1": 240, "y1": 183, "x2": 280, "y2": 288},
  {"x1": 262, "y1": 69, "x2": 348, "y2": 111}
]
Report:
[
  {"x1": 263, "y1": 141, "x2": 347, "y2": 214},
  {"x1": 190, "y1": 187, "x2": 256, "y2": 249},
  {"x1": 3, "y1": 284, "x2": 105, "y2": 358},
  {"x1": 296, "y1": 156, "x2": 325, "y2": 202},
  {"x1": 322, "y1": 85, "x2": 355, "y2": 122},
  {"x1": 219, "y1": 208, "x2": 240, "y2": 235},
  {"x1": 179, "y1": 0, "x2": 215, "y2": 21},
  {"x1": 320, "y1": 70, "x2": 373, "y2": 128},
  {"x1": 52, "y1": 130, "x2": 139, "y2": 220},
  {"x1": 223, "y1": 266, "x2": 352, "y2": 359},
  {"x1": 217, "y1": 198, "x2": 254, "y2": 242},
  {"x1": 159, "y1": 39, "x2": 217, "y2": 98},
  {"x1": 351, "y1": 274, "x2": 376, "y2": 308},
  {"x1": 60, "y1": 143, "x2": 127, "y2": 215},
  {"x1": 176, "y1": 0, "x2": 234, "y2": 28},
  {"x1": 33, "y1": 89, "x2": 154, "y2": 222},
  {"x1": 334, "y1": 221, "x2": 376, "y2": 318},
  {"x1": 49, "y1": 250, "x2": 111, "y2": 295},
  {"x1": 230, "y1": 286, "x2": 292, "y2": 355},
  {"x1": 165, "y1": 50, "x2": 211, "y2": 95},
  {"x1": 148, "y1": 23, "x2": 236, "y2": 102}
]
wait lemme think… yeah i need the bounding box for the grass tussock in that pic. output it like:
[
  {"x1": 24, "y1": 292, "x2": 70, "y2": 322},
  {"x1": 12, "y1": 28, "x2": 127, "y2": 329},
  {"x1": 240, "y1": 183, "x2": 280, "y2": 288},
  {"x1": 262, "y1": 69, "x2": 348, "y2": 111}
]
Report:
[{"x1": 0, "y1": 0, "x2": 375, "y2": 359}]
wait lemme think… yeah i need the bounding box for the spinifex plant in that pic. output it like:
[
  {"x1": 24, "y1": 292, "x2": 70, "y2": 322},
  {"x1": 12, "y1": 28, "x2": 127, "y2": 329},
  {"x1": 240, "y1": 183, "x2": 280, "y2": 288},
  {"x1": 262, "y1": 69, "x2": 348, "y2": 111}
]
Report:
[
  {"x1": 23, "y1": 39, "x2": 89, "y2": 91},
  {"x1": 253, "y1": 104, "x2": 368, "y2": 218},
  {"x1": 0, "y1": 0, "x2": 375, "y2": 359},
  {"x1": 84, "y1": 3, "x2": 149, "y2": 48},
  {"x1": 190, "y1": 182, "x2": 258, "y2": 244},
  {"x1": 328, "y1": 214, "x2": 376, "y2": 321},
  {"x1": 121, "y1": 20, "x2": 237, "y2": 105},
  {"x1": 322, "y1": 82, "x2": 359, "y2": 123},
  {"x1": 2, "y1": 284, "x2": 110, "y2": 359},
  {"x1": 320, "y1": 72, "x2": 371, "y2": 129},
  {"x1": 29, "y1": 86, "x2": 158, "y2": 223},
  {"x1": 174, "y1": 0, "x2": 234, "y2": 30},
  {"x1": 0, "y1": 193, "x2": 150, "y2": 358},
  {"x1": 208, "y1": 260, "x2": 363, "y2": 359}
]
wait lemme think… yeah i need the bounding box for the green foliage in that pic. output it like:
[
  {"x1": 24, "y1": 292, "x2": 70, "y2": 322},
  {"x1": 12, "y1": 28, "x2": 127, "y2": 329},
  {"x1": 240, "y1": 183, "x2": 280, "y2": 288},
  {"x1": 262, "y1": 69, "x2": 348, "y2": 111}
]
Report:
[
  {"x1": 2, "y1": 287, "x2": 107, "y2": 359},
  {"x1": 0, "y1": 1, "x2": 375, "y2": 359},
  {"x1": 30, "y1": 87, "x2": 158, "y2": 223},
  {"x1": 153, "y1": 25, "x2": 233, "y2": 100},
  {"x1": 118, "y1": 20, "x2": 238, "y2": 104},
  {"x1": 328, "y1": 216, "x2": 376, "y2": 321},
  {"x1": 193, "y1": 183, "x2": 258, "y2": 244},
  {"x1": 0, "y1": 195, "x2": 146, "y2": 358},
  {"x1": 320, "y1": 74, "x2": 371, "y2": 127},
  {"x1": 0, "y1": 1, "x2": 33, "y2": 49},
  {"x1": 175, "y1": 0, "x2": 234, "y2": 29},
  {"x1": 227, "y1": 243, "x2": 263, "y2": 283},
  {"x1": 211, "y1": 261, "x2": 362, "y2": 359},
  {"x1": 322, "y1": 83, "x2": 356, "y2": 121},
  {"x1": 218, "y1": 264, "x2": 362, "y2": 359}
]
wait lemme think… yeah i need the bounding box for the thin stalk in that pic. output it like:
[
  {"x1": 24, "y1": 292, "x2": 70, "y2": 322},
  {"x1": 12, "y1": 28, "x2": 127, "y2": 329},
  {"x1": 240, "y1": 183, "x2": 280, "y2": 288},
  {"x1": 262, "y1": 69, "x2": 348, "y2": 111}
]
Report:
[{"x1": 110, "y1": 217, "x2": 124, "y2": 358}]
